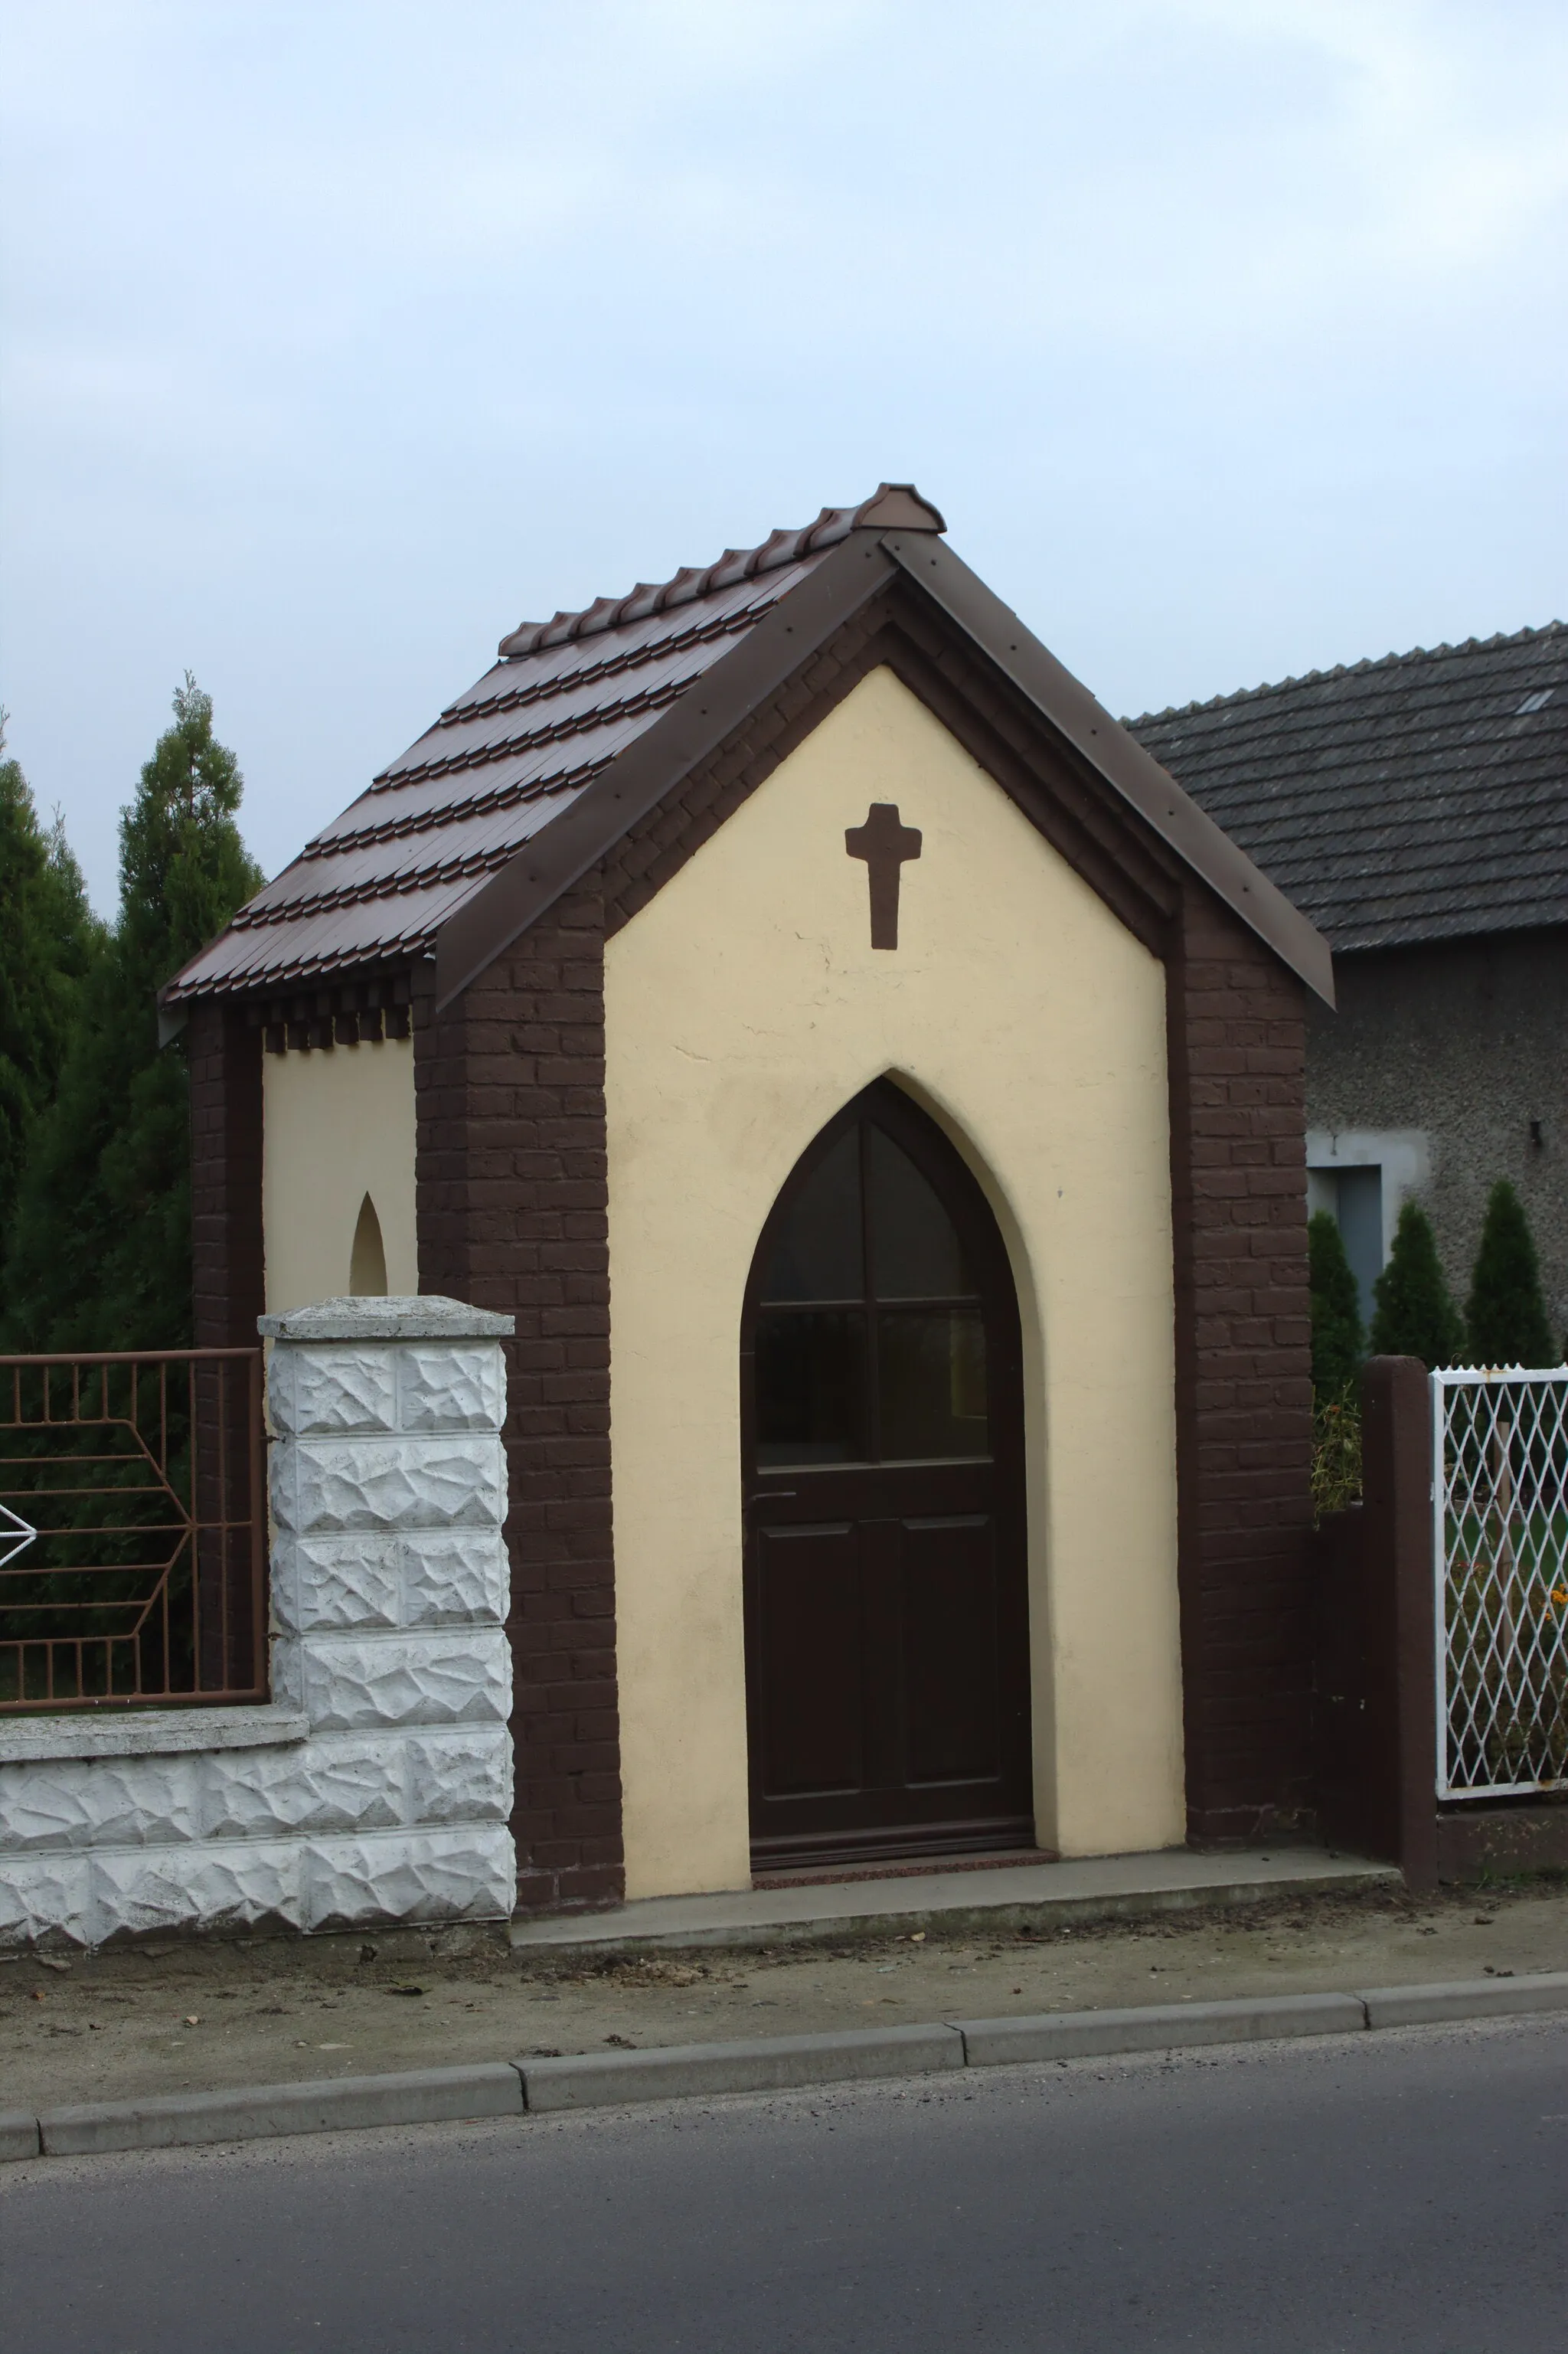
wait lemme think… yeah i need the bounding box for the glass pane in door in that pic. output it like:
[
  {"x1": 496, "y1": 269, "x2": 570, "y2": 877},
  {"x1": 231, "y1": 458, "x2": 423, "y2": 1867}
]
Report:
[
  {"x1": 755, "y1": 1310, "x2": 867, "y2": 1465},
  {"x1": 759, "y1": 1130, "x2": 863, "y2": 1303},
  {"x1": 866, "y1": 1126, "x2": 975, "y2": 1300},
  {"x1": 876, "y1": 1307, "x2": 989, "y2": 1459}
]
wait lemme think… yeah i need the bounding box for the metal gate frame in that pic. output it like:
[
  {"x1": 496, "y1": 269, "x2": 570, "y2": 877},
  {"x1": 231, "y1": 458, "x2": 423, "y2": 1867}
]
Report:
[
  {"x1": 0, "y1": 1349, "x2": 268, "y2": 1713},
  {"x1": 1433, "y1": 1365, "x2": 1568, "y2": 1801}
]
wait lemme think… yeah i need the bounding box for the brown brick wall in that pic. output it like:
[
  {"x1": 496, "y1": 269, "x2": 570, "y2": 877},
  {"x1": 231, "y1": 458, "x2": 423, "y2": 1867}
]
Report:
[
  {"x1": 413, "y1": 891, "x2": 620, "y2": 1912},
  {"x1": 1167, "y1": 884, "x2": 1315, "y2": 1843},
  {"x1": 188, "y1": 1001, "x2": 265, "y2": 1350}
]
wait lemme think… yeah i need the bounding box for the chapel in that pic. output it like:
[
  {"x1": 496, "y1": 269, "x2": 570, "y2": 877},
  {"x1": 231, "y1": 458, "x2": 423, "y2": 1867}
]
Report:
[{"x1": 165, "y1": 485, "x2": 1334, "y2": 1911}]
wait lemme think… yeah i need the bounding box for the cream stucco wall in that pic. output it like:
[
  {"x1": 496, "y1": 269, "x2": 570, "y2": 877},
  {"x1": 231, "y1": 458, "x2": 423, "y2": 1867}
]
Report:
[
  {"x1": 604, "y1": 664, "x2": 1184, "y2": 1901},
  {"x1": 262, "y1": 1036, "x2": 418, "y2": 1313}
]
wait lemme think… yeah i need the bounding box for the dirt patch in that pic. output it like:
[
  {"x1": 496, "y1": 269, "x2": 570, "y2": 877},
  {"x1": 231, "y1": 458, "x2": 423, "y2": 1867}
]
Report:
[{"x1": 5, "y1": 1877, "x2": 1566, "y2": 2114}]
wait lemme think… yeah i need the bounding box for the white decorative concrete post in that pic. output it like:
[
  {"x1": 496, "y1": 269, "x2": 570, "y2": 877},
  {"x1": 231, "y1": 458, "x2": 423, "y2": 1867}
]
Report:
[{"x1": 261, "y1": 1296, "x2": 517, "y2": 1930}]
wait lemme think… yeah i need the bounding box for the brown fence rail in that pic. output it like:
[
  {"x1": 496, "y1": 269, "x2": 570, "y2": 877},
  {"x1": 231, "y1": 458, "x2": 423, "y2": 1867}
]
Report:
[{"x1": 0, "y1": 1350, "x2": 267, "y2": 1712}]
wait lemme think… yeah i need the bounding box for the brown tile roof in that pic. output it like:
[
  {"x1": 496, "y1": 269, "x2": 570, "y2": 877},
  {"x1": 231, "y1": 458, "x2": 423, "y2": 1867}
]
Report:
[
  {"x1": 166, "y1": 491, "x2": 941, "y2": 1004},
  {"x1": 165, "y1": 482, "x2": 1333, "y2": 1010}
]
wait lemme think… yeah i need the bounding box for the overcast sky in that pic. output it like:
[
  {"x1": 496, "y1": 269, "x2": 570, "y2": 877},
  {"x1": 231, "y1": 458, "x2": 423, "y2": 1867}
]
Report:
[{"x1": 3, "y1": 0, "x2": 1566, "y2": 910}]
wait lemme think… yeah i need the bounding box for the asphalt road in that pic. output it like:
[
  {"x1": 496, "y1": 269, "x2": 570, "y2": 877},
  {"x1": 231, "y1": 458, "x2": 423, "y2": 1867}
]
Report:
[{"x1": 3, "y1": 2018, "x2": 1566, "y2": 2352}]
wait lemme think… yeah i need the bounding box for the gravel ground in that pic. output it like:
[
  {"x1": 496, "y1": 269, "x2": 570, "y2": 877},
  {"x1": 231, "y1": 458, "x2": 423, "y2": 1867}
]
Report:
[{"x1": 5, "y1": 1873, "x2": 1566, "y2": 2114}]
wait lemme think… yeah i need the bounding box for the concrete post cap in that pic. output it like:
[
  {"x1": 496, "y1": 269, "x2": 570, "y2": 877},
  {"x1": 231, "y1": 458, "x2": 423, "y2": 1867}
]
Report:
[{"x1": 257, "y1": 1296, "x2": 515, "y2": 1342}]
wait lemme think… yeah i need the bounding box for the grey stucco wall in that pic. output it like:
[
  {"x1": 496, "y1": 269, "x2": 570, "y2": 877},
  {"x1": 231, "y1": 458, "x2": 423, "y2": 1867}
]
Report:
[{"x1": 1307, "y1": 927, "x2": 1568, "y2": 1346}]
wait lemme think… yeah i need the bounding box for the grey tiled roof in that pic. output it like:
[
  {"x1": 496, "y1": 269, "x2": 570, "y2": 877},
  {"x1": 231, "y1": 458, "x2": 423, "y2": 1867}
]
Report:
[{"x1": 1129, "y1": 623, "x2": 1568, "y2": 953}]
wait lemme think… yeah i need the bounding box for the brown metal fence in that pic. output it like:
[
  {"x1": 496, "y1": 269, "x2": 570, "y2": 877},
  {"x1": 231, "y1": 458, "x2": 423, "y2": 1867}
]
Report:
[{"x1": 0, "y1": 1350, "x2": 267, "y2": 1712}]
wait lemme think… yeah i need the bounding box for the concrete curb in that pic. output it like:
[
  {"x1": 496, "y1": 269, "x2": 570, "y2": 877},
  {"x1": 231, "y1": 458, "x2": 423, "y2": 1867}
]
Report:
[
  {"x1": 522, "y1": 2023, "x2": 965, "y2": 2113},
  {"x1": 8, "y1": 1973, "x2": 1568, "y2": 2161},
  {"x1": 1, "y1": 2111, "x2": 41, "y2": 2161},
  {"x1": 1358, "y1": 1970, "x2": 1568, "y2": 2029},
  {"x1": 36, "y1": 2064, "x2": 523, "y2": 2156},
  {"x1": 954, "y1": 1990, "x2": 1366, "y2": 2067}
]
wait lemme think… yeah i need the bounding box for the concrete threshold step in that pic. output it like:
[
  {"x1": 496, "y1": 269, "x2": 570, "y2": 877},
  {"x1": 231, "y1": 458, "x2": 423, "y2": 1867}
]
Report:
[
  {"x1": 10, "y1": 1971, "x2": 1568, "y2": 2163},
  {"x1": 508, "y1": 1846, "x2": 1399, "y2": 1957}
]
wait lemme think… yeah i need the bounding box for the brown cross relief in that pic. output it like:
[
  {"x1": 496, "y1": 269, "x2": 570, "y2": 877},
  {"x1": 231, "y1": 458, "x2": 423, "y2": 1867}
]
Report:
[{"x1": 845, "y1": 803, "x2": 922, "y2": 950}]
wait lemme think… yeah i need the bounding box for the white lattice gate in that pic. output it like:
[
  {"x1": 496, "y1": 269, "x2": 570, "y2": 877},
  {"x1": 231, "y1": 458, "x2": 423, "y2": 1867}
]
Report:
[{"x1": 1435, "y1": 1366, "x2": 1568, "y2": 1800}]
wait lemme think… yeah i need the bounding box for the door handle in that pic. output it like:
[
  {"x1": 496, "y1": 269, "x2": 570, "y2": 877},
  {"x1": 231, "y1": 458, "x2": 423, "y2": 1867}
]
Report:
[{"x1": 746, "y1": 1490, "x2": 797, "y2": 1519}]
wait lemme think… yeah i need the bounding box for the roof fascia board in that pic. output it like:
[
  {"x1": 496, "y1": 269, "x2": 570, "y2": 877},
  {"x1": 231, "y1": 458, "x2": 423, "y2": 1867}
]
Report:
[
  {"x1": 880, "y1": 532, "x2": 1336, "y2": 1005},
  {"x1": 433, "y1": 532, "x2": 899, "y2": 1009}
]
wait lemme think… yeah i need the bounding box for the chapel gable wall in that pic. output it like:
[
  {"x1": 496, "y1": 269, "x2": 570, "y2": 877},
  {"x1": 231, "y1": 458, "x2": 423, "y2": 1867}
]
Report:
[
  {"x1": 384, "y1": 595, "x2": 1313, "y2": 1903},
  {"x1": 601, "y1": 665, "x2": 1184, "y2": 1897}
]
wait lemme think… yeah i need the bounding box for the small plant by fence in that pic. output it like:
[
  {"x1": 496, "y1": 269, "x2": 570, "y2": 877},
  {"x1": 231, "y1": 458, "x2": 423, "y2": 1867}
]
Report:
[
  {"x1": 0, "y1": 1350, "x2": 267, "y2": 1712},
  {"x1": 1436, "y1": 1365, "x2": 1568, "y2": 1798},
  {"x1": 1312, "y1": 1383, "x2": 1363, "y2": 1523}
]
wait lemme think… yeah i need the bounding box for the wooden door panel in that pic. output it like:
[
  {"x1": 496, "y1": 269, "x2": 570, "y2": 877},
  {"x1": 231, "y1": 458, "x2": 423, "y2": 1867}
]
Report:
[
  {"x1": 743, "y1": 1081, "x2": 1034, "y2": 1869},
  {"x1": 897, "y1": 1515, "x2": 1002, "y2": 1787},
  {"x1": 754, "y1": 1521, "x2": 862, "y2": 1797}
]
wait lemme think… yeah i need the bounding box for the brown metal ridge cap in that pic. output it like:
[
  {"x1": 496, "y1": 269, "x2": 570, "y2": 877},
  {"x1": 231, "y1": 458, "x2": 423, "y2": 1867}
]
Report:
[
  {"x1": 433, "y1": 531, "x2": 902, "y2": 1009},
  {"x1": 880, "y1": 533, "x2": 1336, "y2": 1006},
  {"x1": 495, "y1": 483, "x2": 943, "y2": 660}
]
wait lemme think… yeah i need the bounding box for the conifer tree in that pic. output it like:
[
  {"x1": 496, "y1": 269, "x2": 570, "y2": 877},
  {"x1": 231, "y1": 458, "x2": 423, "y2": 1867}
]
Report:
[
  {"x1": 1309, "y1": 1208, "x2": 1364, "y2": 1401},
  {"x1": 1465, "y1": 1180, "x2": 1555, "y2": 1369},
  {"x1": 2, "y1": 680, "x2": 263, "y2": 1350},
  {"x1": 0, "y1": 721, "x2": 101, "y2": 1247},
  {"x1": 1368, "y1": 1201, "x2": 1463, "y2": 1368}
]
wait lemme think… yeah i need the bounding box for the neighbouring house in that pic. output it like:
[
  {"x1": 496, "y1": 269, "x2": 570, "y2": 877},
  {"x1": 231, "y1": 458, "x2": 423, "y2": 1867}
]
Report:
[
  {"x1": 1132, "y1": 623, "x2": 1568, "y2": 1344},
  {"x1": 164, "y1": 485, "x2": 1333, "y2": 1914}
]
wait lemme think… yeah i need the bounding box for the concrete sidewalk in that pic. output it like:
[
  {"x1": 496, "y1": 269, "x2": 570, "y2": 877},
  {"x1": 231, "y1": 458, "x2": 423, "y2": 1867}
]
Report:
[
  {"x1": 508, "y1": 1846, "x2": 1397, "y2": 1955},
  {"x1": 14, "y1": 1858, "x2": 1566, "y2": 2125}
]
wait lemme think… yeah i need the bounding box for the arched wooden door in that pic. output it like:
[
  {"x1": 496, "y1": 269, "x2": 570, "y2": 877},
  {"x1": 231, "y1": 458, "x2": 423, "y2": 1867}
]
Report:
[{"x1": 741, "y1": 1081, "x2": 1033, "y2": 1872}]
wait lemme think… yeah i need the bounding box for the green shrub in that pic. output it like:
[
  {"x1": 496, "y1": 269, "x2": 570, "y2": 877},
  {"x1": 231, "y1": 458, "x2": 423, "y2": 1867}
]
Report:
[
  {"x1": 1369, "y1": 1201, "x2": 1463, "y2": 1368},
  {"x1": 1465, "y1": 1181, "x2": 1555, "y2": 1370},
  {"x1": 1309, "y1": 1209, "x2": 1364, "y2": 1401}
]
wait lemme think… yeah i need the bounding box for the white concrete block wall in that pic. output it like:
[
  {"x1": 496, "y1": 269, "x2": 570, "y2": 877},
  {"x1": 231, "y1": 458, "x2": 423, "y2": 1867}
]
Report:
[{"x1": 0, "y1": 1298, "x2": 517, "y2": 1947}]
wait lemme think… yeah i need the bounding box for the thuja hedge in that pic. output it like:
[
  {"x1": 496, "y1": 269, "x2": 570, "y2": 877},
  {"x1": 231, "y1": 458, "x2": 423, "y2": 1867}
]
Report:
[{"x1": 0, "y1": 679, "x2": 262, "y2": 1352}]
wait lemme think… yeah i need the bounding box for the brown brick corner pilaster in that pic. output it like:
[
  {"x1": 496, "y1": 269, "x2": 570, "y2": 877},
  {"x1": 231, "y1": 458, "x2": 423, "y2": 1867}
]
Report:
[
  {"x1": 188, "y1": 999, "x2": 265, "y2": 1349},
  {"x1": 1167, "y1": 882, "x2": 1316, "y2": 1846},
  {"x1": 413, "y1": 891, "x2": 624, "y2": 1913}
]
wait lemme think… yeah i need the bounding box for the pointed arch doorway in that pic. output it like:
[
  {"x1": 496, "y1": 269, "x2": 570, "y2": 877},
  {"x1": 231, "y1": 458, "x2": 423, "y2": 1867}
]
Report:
[{"x1": 741, "y1": 1081, "x2": 1034, "y2": 1872}]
